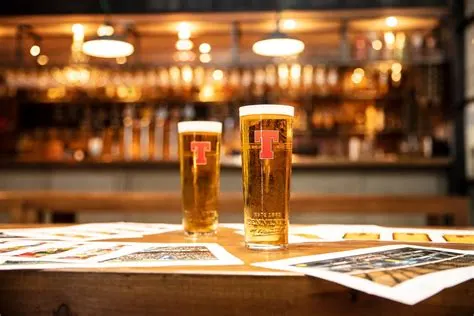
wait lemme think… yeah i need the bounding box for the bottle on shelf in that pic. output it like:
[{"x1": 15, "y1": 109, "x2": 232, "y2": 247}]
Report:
[
  {"x1": 139, "y1": 106, "x2": 152, "y2": 161},
  {"x1": 44, "y1": 128, "x2": 64, "y2": 161},
  {"x1": 166, "y1": 108, "x2": 180, "y2": 161},
  {"x1": 87, "y1": 133, "x2": 103, "y2": 160},
  {"x1": 223, "y1": 116, "x2": 236, "y2": 156},
  {"x1": 123, "y1": 105, "x2": 134, "y2": 161},
  {"x1": 109, "y1": 104, "x2": 122, "y2": 160},
  {"x1": 88, "y1": 108, "x2": 104, "y2": 160},
  {"x1": 153, "y1": 107, "x2": 168, "y2": 160},
  {"x1": 182, "y1": 103, "x2": 195, "y2": 121}
]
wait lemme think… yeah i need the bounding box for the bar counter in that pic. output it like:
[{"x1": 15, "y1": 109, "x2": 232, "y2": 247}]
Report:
[
  {"x1": 0, "y1": 225, "x2": 472, "y2": 316},
  {"x1": 0, "y1": 156, "x2": 452, "y2": 225},
  {"x1": 0, "y1": 156, "x2": 452, "y2": 170}
]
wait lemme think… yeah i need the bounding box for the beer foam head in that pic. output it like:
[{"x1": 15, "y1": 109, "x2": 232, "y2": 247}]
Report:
[
  {"x1": 177, "y1": 121, "x2": 222, "y2": 133},
  {"x1": 239, "y1": 104, "x2": 294, "y2": 117}
]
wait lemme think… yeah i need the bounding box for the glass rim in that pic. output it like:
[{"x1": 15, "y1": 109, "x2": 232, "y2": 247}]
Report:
[
  {"x1": 239, "y1": 104, "x2": 295, "y2": 117},
  {"x1": 177, "y1": 121, "x2": 223, "y2": 133}
]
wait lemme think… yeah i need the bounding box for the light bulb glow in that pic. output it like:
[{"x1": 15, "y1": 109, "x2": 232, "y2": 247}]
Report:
[
  {"x1": 278, "y1": 64, "x2": 289, "y2": 79},
  {"x1": 395, "y1": 32, "x2": 406, "y2": 50},
  {"x1": 82, "y1": 38, "x2": 134, "y2": 58},
  {"x1": 351, "y1": 73, "x2": 363, "y2": 84},
  {"x1": 391, "y1": 72, "x2": 402, "y2": 82},
  {"x1": 30, "y1": 45, "x2": 41, "y2": 57},
  {"x1": 97, "y1": 24, "x2": 114, "y2": 37},
  {"x1": 384, "y1": 32, "x2": 395, "y2": 48},
  {"x1": 116, "y1": 56, "x2": 127, "y2": 64},
  {"x1": 385, "y1": 16, "x2": 398, "y2": 28},
  {"x1": 290, "y1": 64, "x2": 301, "y2": 80},
  {"x1": 199, "y1": 43, "x2": 211, "y2": 54},
  {"x1": 172, "y1": 51, "x2": 196, "y2": 62},
  {"x1": 175, "y1": 39, "x2": 193, "y2": 51},
  {"x1": 354, "y1": 68, "x2": 365, "y2": 76},
  {"x1": 72, "y1": 23, "x2": 85, "y2": 41},
  {"x1": 351, "y1": 68, "x2": 364, "y2": 84},
  {"x1": 372, "y1": 39, "x2": 383, "y2": 51},
  {"x1": 72, "y1": 24, "x2": 84, "y2": 34},
  {"x1": 182, "y1": 66, "x2": 193, "y2": 83},
  {"x1": 177, "y1": 22, "x2": 191, "y2": 39},
  {"x1": 37, "y1": 55, "x2": 49, "y2": 66},
  {"x1": 391, "y1": 62, "x2": 402, "y2": 74},
  {"x1": 178, "y1": 30, "x2": 191, "y2": 40},
  {"x1": 282, "y1": 19, "x2": 296, "y2": 30},
  {"x1": 199, "y1": 53, "x2": 211, "y2": 63},
  {"x1": 212, "y1": 69, "x2": 224, "y2": 81},
  {"x1": 252, "y1": 37, "x2": 304, "y2": 57}
]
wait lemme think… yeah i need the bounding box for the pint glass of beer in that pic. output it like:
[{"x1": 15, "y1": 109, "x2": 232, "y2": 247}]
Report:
[
  {"x1": 178, "y1": 121, "x2": 222, "y2": 237},
  {"x1": 239, "y1": 104, "x2": 294, "y2": 250}
]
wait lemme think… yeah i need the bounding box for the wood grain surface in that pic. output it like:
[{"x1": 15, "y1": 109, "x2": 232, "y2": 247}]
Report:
[{"x1": 0, "y1": 225, "x2": 473, "y2": 315}]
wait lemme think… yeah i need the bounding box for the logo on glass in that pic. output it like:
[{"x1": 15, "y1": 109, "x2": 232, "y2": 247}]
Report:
[
  {"x1": 190, "y1": 141, "x2": 211, "y2": 165},
  {"x1": 255, "y1": 130, "x2": 279, "y2": 159}
]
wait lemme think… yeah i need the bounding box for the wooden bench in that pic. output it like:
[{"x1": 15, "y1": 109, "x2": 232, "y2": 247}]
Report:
[
  {"x1": 0, "y1": 192, "x2": 25, "y2": 223},
  {"x1": 0, "y1": 191, "x2": 469, "y2": 226}
]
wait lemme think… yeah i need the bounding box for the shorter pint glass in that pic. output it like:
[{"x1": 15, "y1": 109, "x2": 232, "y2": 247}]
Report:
[
  {"x1": 178, "y1": 121, "x2": 222, "y2": 237},
  {"x1": 239, "y1": 104, "x2": 294, "y2": 250}
]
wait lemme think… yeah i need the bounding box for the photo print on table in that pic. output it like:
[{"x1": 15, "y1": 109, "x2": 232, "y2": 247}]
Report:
[
  {"x1": 10, "y1": 243, "x2": 82, "y2": 259},
  {"x1": 53, "y1": 244, "x2": 129, "y2": 261},
  {"x1": 95, "y1": 243, "x2": 243, "y2": 267},
  {"x1": 106, "y1": 245, "x2": 217, "y2": 262},
  {"x1": 290, "y1": 247, "x2": 464, "y2": 278},
  {"x1": 0, "y1": 241, "x2": 48, "y2": 255},
  {"x1": 254, "y1": 245, "x2": 474, "y2": 305}
]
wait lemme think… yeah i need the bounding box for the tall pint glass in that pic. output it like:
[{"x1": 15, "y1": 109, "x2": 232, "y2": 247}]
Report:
[
  {"x1": 178, "y1": 121, "x2": 222, "y2": 237},
  {"x1": 239, "y1": 104, "x2": 294, "y2": 250}
]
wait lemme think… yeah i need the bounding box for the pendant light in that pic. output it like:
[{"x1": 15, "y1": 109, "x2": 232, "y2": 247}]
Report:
[
  {"x1": 252, "y1": 26, "x2": 305, "y2": 57},
  {"x1": 252, "y1": 1, "x2": 304, "y2": 57},
  {"x1": 82, "y1": 22, "x2": 134, "y2": 58},
  {"x1": 82, "y1": 0, "x2": 134, "y2": 58}
]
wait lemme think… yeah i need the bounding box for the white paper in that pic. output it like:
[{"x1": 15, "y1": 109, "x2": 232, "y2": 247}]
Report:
[
  {"x1": 75, "y1": 222, "x2": 181, "y2": 236},
  {"x1": 0, "y1": 222, "x2": 181, "y2": 242},
  {"x1": 292, "y1": 225, "x2": 474, "y2": 244},
  {"x1": 254, "y1": 244, "x2": 474, "y2": 305},
  {"x1": 0, "y1": 242, "x2": 242, "y2": 270}
]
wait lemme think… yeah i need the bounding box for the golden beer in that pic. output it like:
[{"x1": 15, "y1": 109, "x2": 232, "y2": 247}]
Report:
[
  {"x1": 178, "y1": 121, "x2": 222, "y2": 237},
  {"x1": 239, "y1": 104, "x2": 294, "y2": 250}
]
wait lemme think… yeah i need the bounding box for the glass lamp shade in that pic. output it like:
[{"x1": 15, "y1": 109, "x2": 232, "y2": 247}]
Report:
[
  {"x1": 252, "y1": 31, "x2": 305, "y2": 57},
  {"x1": 82, "y1": 36, "x2": 134, "y2": 58}
]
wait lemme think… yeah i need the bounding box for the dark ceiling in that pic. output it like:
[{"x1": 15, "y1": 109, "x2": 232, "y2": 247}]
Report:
[{"x1": 0, "y1": 0, "x2": 447, "y2": 16}]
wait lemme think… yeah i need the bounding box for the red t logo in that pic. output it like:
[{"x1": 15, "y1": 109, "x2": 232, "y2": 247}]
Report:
[
  {"x1": 190, "y1": 141, "x2": 211, "y2": 165},
  {"x1": 254, "y1": 130, "x2": 279, "y2": 159}
]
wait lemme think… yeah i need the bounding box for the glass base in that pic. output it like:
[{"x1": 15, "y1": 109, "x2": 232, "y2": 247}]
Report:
[
  {"x1": 246, "y1": 243, "x2": 288, "y2": 251},
  {"x1": 184, "y1": 230, "x2": 216, "y2": 238}
]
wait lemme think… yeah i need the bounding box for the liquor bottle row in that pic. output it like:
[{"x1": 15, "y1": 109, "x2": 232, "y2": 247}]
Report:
[{"x1": 3, "y1": 63, "x2": 418, "y2": 99}]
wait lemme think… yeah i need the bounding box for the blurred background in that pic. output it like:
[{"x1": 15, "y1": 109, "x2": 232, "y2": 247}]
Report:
[{"x1": 0, "y1": 0, "x2": 471, "y2": 227}]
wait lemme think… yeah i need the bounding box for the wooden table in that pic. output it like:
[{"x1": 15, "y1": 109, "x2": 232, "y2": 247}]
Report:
[{"x1": 0, "y1": 225, "x2": 473, "y2": 316}]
